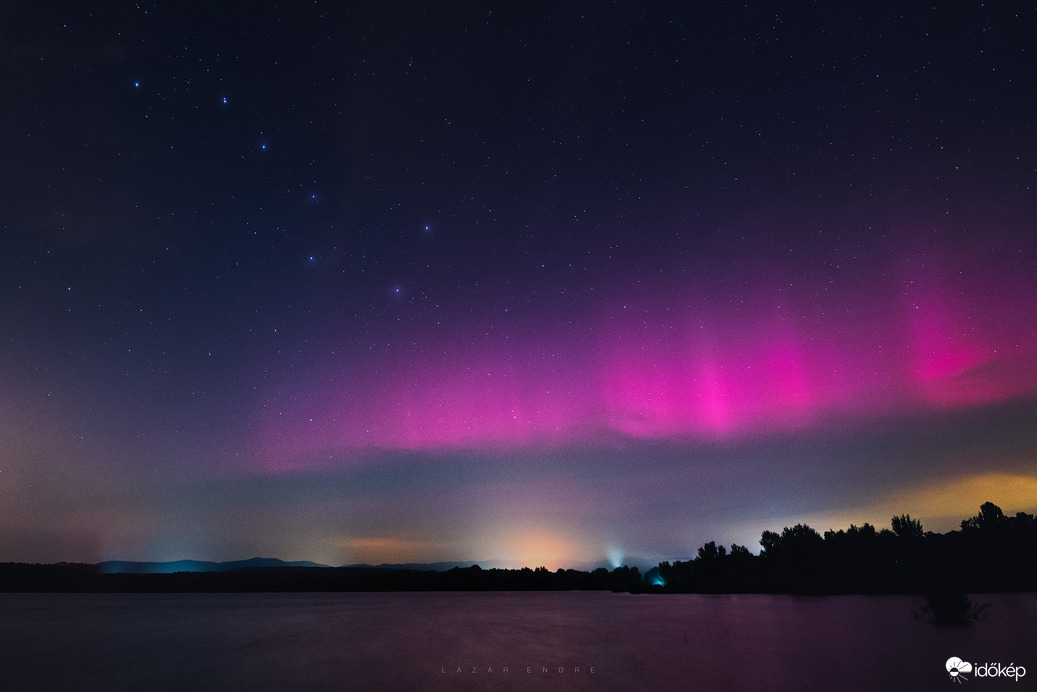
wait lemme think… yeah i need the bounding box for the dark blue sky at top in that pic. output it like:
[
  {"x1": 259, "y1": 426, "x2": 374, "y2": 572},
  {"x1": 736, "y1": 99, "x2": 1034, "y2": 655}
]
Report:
[{"x1": 1, "y1": 1, "x2": 1035, "y2": 566}]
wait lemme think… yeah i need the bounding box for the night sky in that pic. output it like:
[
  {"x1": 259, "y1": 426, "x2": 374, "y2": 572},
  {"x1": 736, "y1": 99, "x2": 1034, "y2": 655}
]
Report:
[{"x1": 2, "y1": 2, "x2": 1036, "y2": 568}]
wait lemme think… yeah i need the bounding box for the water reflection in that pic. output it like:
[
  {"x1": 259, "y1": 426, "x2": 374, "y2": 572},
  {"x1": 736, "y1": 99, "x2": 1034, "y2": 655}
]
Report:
[{"x1": 1, "y1": 592, "x2": 1034, "y2": 690}]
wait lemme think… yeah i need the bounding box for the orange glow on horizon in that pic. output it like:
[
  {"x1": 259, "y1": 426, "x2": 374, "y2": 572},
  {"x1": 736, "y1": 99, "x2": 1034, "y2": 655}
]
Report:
[
  {"x1": 885, "y1": 472, "x2": 1037, "y2": 521},
  {"x1": 494, "y1": 527, "x2": 591, "y2": 569},
  {"x1": 337, "y1": 536, "x2": 444, "y2": 566}
]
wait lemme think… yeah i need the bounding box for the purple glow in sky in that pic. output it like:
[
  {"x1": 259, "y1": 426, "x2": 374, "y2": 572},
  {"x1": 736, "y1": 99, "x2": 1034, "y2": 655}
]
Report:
[{"x1": 255, "y1": 236, "x2": 1037, "y2": 468}]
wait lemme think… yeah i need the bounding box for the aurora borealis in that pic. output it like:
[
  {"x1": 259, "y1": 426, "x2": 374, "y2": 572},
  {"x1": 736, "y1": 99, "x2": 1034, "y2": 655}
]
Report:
[{"x1": 1, "y1": 2, "x2": 1035, "y2": 568}]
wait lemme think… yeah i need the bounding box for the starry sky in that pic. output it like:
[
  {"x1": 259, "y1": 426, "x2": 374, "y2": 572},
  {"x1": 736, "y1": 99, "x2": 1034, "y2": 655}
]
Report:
[{"x1": 2, "y1": 1, "x2": 1036, "y2": 568}]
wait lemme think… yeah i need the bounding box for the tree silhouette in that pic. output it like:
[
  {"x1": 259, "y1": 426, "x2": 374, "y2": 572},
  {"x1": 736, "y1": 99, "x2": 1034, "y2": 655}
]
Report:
[
  {"x1": 891, "y1": 514, "x2": 923, "y2": 541},
  {"x1": 961, "y1": 501, "x2": 1007, "y2": 532},
  {"x1": 696, "y1": 541, "x2": 726, "y2": 561}
]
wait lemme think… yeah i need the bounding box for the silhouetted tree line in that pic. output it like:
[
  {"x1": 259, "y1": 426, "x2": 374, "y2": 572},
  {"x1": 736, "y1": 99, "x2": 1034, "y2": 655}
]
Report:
[
  {"x1": 0, "y1": 562, "x2": 636, "y2": 593},
  {"x1": 641, "y1": 503, "x2": 1037, "y2": 594},
  {"x1": 1, "y1": 503, "x2": 1032, "y2": 594}
]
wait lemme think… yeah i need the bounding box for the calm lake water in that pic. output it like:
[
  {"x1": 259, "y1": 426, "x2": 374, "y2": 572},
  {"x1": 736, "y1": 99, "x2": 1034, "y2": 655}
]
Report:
[{"x1": 1, "y1": 591, "x2": 1034, "y2": 691}]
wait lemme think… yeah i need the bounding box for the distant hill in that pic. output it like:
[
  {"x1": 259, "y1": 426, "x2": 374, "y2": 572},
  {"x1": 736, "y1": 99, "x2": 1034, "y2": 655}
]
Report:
[
  {"x1": 98, "y1": 557, "x2": 331, "y2": 574},
  {"x1": 96, "y1": 556, "x2": 674, "y2": 574},
  {"x1": 0, "y1": 561, "x2": 642, "y2": 593},
  {"x1": 340, "y1": 560, "x2": 508, "y2": 571}
]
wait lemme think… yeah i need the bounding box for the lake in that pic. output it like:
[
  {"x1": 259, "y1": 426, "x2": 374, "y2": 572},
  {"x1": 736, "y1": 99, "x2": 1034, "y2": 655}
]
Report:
[{"x1": 1, "y1": 592, "x2": 1034, "y2": 690}]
